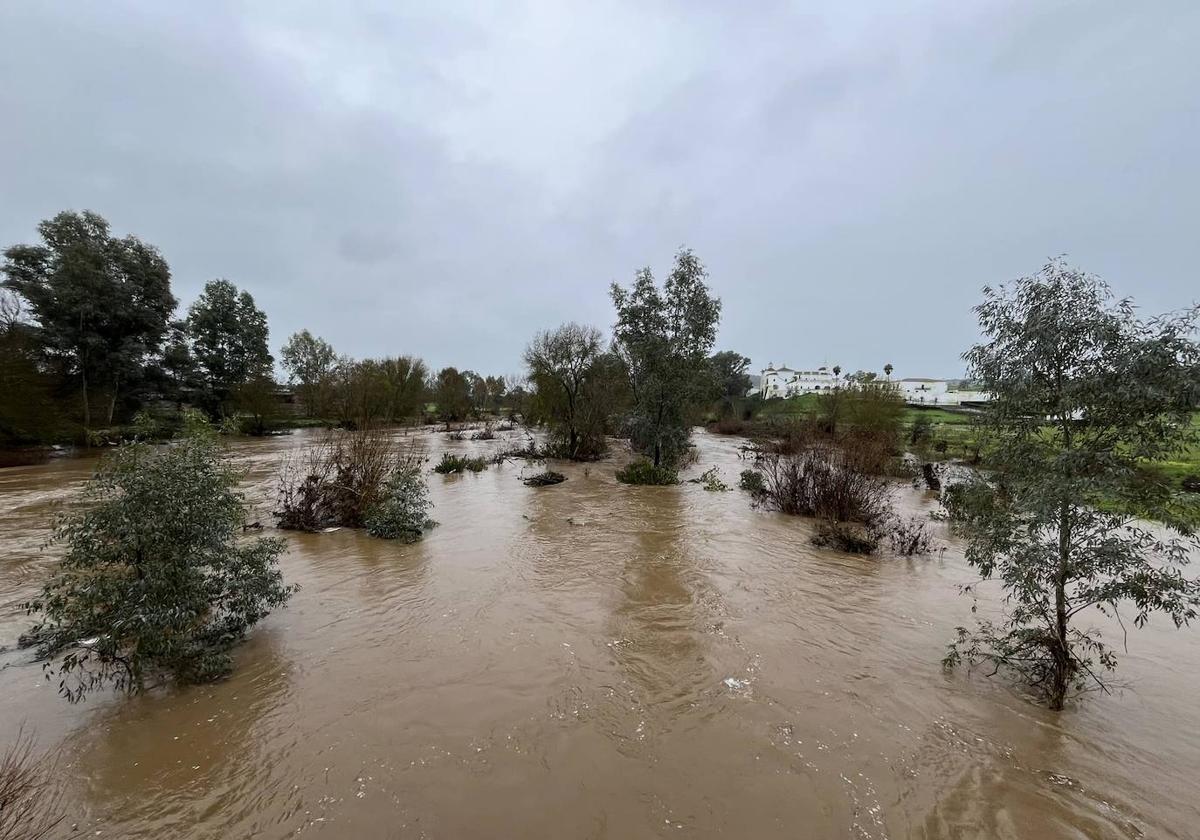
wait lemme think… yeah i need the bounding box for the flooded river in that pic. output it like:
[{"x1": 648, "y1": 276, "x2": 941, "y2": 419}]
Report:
[{"x1": 1, "y1": 428, "x2": 1198, "y2": 839}]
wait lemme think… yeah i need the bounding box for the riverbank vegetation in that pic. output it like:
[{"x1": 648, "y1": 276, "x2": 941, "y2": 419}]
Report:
[{"x1": 20, "y1": 416, "x2": 294, "y2": 702}]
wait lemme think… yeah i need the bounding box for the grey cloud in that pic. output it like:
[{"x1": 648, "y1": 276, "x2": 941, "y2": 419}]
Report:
[{"x1": 2, "y1": 1, "x2": 1197, "y2": 378}]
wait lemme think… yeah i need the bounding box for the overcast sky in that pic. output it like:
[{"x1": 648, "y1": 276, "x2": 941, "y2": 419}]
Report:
[{"x1": 2, "y1": 1, "x2": 1197, "y2": 378}]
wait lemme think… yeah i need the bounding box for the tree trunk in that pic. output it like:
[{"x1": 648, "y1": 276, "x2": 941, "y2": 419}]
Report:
[
  {"x1": 107, "y1": 374, "x2": 119, "y2": 426},
  {"x1": 80, "y1": 367, "x2": 91, "y2": 443},
  {"x1": 1049, "y1": 501, "x2": 1072, "y2": 711}
]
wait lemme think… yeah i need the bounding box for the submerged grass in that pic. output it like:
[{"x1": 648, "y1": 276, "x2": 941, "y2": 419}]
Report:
[{"x1": 433, "y1": 453, "x2": 489, "y2": 474}]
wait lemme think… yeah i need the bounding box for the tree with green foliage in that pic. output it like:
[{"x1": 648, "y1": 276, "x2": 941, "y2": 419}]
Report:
[
  {"x1": 187, "y1": 279, "x2": 272, "y2": 415},
  {"x1": 944, "y1": 259, "x2": 1200, "y2": 710},
  {"x1": 483, "y1": 375, "x2": 507, "y2": 415},
  {"x1": 2, "y1": 210, "x2": 176, "y2": 432},
  {"x1": 231, "y1": 372, "x2": 282, "y2": 435},
  {"x1": 710, "y1": 350, "x2": 752, "y2": 418},
  {"x1": 280, "y1": 330, "x2": 337, "y2": 417},
  {"x1": 22, "y1": 417, "x2": 294, "y2": 702},
  {"x1": 379, "y1": 356, "x2": 429, "y2": 423},
  {"x1": 0, "y1": 292, "x2": 64, "y2": 446},
  {"x1": 433, "y1": 366, "x2": 473, "y2": 423},
  {"x1": 610, "y1": 248, "x2": 721, "y2": 469},
  {"x1": 465, "y1": 370, "x2": 489, "y2": 418},
  {"x1": 365, "y1": 452, "x2": 437, "y2": 541},
  {"x1": 157, "y1": 319, "x2": 201, "y2": 409}
]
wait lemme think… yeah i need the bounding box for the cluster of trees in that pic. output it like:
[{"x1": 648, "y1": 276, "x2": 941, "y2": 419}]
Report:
[
  {"x1": 1, "y1": 210, "x2": 522, "y2": 445},
  {"x1": 519, "y1": 248, "x2": 725, "y2": 480},
  {"x1": 1, "y1": 211, "x2": 274, "y2": 444},
  {"x1": 278, "y1": 328, "x2": 516, "y2": 429}
]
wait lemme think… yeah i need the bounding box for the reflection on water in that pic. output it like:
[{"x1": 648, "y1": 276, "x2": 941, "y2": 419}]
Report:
[{"x1": 1, "y1": 427, "x2": 1198, "y2": 838}]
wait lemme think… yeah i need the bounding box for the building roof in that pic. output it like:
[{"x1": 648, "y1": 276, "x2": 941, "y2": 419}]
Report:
[{"x1": 900, "y1": 377, "x2": 946, "y2": 383}]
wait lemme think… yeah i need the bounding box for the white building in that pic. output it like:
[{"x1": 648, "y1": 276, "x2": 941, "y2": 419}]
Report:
[
  {"x1": 757, "y1": 364, "x2": 839, "y2": 398},
  {"x1": 898, "y1": 378, "x2": 992, "y2": 406},
  {"x1": 897, "y1": 378, "x2": 949, "y2": 403}
]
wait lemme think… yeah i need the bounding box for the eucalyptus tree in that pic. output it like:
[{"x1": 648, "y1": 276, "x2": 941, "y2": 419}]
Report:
[
  {"x1": 944, "y1": 259, "x2": 1200, "y2": 710},
  {"x1": 610, "y1": 248, "x2": 721, "y2": 469},
  {"x1": 2, "y1": 210, "x2": 176, "y2": 431},
  {"x1": 22, "y1": 416, "x2": 294, "y2": 702}
]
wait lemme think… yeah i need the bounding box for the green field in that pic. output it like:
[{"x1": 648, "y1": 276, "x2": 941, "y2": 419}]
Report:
[{"x1": 742, "y1": 395, "x2": 1199, "y2": 493}]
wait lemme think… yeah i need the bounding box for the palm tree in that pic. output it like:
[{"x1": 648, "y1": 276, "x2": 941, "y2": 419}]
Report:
[
  {"x1": 884, "y1": 363, "x2": 893, "y2": 379},
  {"x1": 832, "y1": 365, "x2": 841, "y2": 377}
]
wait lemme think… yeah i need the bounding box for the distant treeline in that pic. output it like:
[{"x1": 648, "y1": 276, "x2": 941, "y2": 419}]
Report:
[
  {"x1": 0, "y1": 211, "x2": 526, "y2": 446},
  {"x1": 2, "y1": 210, "x2": 752, "y2": 456}
]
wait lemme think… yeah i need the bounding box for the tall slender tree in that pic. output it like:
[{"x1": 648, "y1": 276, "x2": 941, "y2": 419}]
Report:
[
  {"x1": 944, "y1": 259, "x2": 1200, "y2": 709},
  {"x1": 610, "y1": 249, "x2": 721, "y2": 469}
]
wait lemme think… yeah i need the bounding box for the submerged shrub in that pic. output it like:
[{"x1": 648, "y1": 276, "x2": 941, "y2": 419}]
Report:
[
  {"x1": 26, "y1": 431, "x2": 294, "y2": 701},
  {"x1": 752, "y1": 448, "x2": 888, "y2": 523},
  {"x1": 812, "y1": 520, "x2": 880, "y2": 554},
  {"x1": 688, "y1": 466, "x2": 730, "y2": 491},
  {"x1": 471, "y1": 424, "x2": 495, "y2": 441},
  {"x1": 886, "y1": 515, "x2": 934, "y2": 556},
  {"x1": 921, "y1": 462, "x2": 942, "y2": 491},
  {"x1": 433, "y1": 453, "x2": 489, "y2": 474},
  {"x1": 524, "y1": 471, "x2": 567, "y2": 486},
  {"x1": 710, "y1": 417, "x2": 746, "y2": 435},
  {"x1": 276, "y1": 428, "x2": 397, "y2": 530},
  {"x1": 365, "y1": 456, "x2": 436, "y2": 541},
  {"x1": 739, "y1": 469, "x2": 766, "y2": 495},
  {"x1": 616, "y1": 458, "x2": 678, "y2": 485}
]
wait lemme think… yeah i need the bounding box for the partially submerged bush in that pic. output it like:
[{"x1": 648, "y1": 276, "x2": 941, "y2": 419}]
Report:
[
  {"x1": 812, "y1": 520, "x2": 880, "y2": 554},
  {"x1": 739, "y1": 469, "x2": 766, "y2": 495},
  {"x1": 433, "y1": 453, "x2": 489, "y2": 474},
  {"x1": 752, "y1": 448, "x2": 888, "y2": 522},
  {"x1": 811, "y1": 512, "x2": 934, "y2": 557},
  {"x1": 471, "y1": 424, "x2": 496, "y2": 441},
  {"x1": 886, "y1": 515, "x2": 934, "y2": 556},
  {"x1": 365, "y1": 455, "x2": 436, "y2": 541},
  {"x1": 921, "y1": 462, "x2": 942, "y2": 491},
  {"x1": 710, "y1": 417, "x2": 746, "y2": 435},
  {"x1": 688, "y1": 466, "x2": 730, "y2": 491},
  {"x1": 616, "y1": 458, "x2": 678, "y2": 485},
  {"x1": 276, "y1": 428, "x2": 397, "y2": 530},
  {"x1": 524, "y1": 471, "x2": 566, "y2": 487},
  {"x1": 0, "y1": 730, "x2": 63, "y2": 840},
  {"x1": 27, "y1": 430, "x2": 293, "y2": 701}
]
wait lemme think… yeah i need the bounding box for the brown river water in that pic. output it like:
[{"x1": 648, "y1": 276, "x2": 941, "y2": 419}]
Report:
[{"x1": 1, "y1": 428, "x2": 1198, "y2": 839}]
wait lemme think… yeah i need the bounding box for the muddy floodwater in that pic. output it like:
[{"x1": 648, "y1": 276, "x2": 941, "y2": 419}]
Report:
[{"x1": 2, "y1": 429, "x2": 1199, "y2": 839}]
